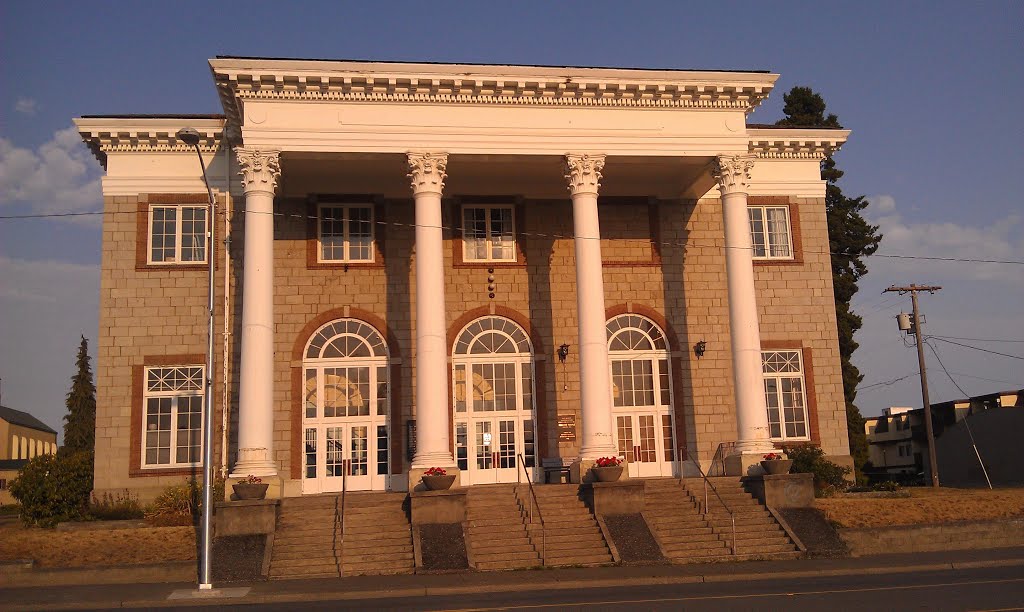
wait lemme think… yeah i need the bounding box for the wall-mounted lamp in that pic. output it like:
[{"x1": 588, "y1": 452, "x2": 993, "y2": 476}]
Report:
[
  {"x1": 557, "y1": 343, "x2": 570, "y2": 363},
  {"x1": 694, "y1": 340, "x2": 707, "y2": 359}
]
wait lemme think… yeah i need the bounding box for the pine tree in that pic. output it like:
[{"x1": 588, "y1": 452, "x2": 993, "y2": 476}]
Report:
[
  {"x1": 775, "y1": 87, "x2": 882, "y2": 478},
  {"x1": 63, "y1": 335, "x2": 97, "y2": 454}
]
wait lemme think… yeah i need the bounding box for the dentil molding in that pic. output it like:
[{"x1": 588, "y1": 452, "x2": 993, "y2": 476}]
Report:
[
  {"x1": 406, "y1": 152, "x2": 448, "y2": 195},
  {"x1": 564, "y1": 154, "x2": 606, "y2": 197},
  {"x1": 711, "y1": 154, "x2": 756, "y2": 196},
  {"x1": 236, "y1": 148, "x2": 281, "y2": 193}
]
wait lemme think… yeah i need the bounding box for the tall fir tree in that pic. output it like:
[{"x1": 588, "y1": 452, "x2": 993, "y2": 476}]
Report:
[
  {"x1": 775, "y1": 87, "x2": 882, "y2": 477},
  {"x1": 63, "y1": 335, "x2": 97, "y2": 455}
]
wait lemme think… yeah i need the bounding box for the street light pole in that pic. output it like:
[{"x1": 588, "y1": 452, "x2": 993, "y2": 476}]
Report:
[{"x1": 177, "y1": 127, "x2": 216, "y2": 590}]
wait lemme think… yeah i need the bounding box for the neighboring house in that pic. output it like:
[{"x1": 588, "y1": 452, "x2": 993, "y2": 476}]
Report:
[
  {"x1": 0, "y1": 405, "x2": 58, "y2": 505},
  {"x1": 75, "y1": 57, "x2": 852, "y2": 502},
  {"x1": 865, "y1": 390, "x2": 1023, "y2": 485}
]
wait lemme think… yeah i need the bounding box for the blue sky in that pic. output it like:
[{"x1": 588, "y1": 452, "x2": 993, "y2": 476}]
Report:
[{"x1": 2, "y1": 1, "x2": 1022, "y2": 439}]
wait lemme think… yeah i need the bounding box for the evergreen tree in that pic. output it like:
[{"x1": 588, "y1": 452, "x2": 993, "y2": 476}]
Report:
[
  {"x1": 775, "y1": 87, "x2": 882, "y2": 478},
  {"x1": 63, "y1": 335, "x2": 96, "y2": 454}
]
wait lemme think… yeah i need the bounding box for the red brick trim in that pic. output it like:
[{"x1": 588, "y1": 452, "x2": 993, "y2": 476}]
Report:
[
  {"x1": 130, "y1": 354, "x2": 206, "y2": 478},
  {"x1": 288, "y1": 308, "x2": 404, "y2": 479},
  {"x1": 604, "y1": 303, "x2": 689, "y2": 460},
  {"x1": 135, "y1": 194, "x2": 218, "y2": 272},
  {"x1": 749, "y1": 197, "x2": 804, "y2": 267},
  {"x1": 451, "y1": 198, "x2": 528, "y2": 269},
  {"x1": 445, "y1": 305, "x2": 548, "y2": 462},
  {"x1": 305, "y1": 195, "x2": 386, "y2": 270},
  {"x1": 760, "y1": 340, "x2": 820, "y2": 446},
  {"x1": 600, "y1": 198, "x2": 663, "y2": 268}
]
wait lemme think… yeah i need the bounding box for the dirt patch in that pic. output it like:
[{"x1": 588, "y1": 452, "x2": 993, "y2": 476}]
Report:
[
  {"x1": 418, "y1": 523, "x2": 468, "y2": 571},
  {"x1": 816, "y1": 487, "x2": 1024, "y2": 529},
  {"x1": 777, "y1": 508, "x2": 848, "y2": 558},
  {"x1": 603, "y1": 514, "x2": 664, "y2": 563},
  {"x1": 0, "y1": 523, "x2": 196, "y2": 568}
]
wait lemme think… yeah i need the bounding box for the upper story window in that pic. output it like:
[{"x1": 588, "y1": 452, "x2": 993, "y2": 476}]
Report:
[
  {"x1": 762, "y1": 350, "x2": 809, "y2": 441},
  {"x1": 143, "y1": 365, "x2": 204, "y2": 468},
  {"x1": 318, "y1": 204, "x2": 374, "y2": 263},
  {"x1": 748, "y1": 205, "x2": 792, "y2": 260},
  {"x1": 149, "y1": 205, "x2": 207, "y2": 264},
  {"x1": 462, "y1": 205, "x2": 516, "y2": 262}
]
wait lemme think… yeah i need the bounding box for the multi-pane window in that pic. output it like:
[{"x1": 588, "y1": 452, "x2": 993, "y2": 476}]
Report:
[
  {"x1": 748, "y1": 206, "x2": 792, "y2": 260},
  {"x1": 762, "y1": 350, "x2": 809, "y2": 440},
  {"x1": 462, "y1": 205, "x2": 515, "y2": 262},
  {"x1": 149, "y1": 205, "x2": 207, "y2": 264},
  {"x1": 318, "y1": 205, "x2": 374, "y2": 263},
  {"x1": 143, "y1": 366, "x2": 204, "y2": 468}
]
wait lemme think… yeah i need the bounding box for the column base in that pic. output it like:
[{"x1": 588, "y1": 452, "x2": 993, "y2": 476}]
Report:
[
  {"x1": 724, "y1": 448, "x2": 777, "y2": 477},
  {"x1": 229, "y1": 447, "x2": 278, "y2": 478}
]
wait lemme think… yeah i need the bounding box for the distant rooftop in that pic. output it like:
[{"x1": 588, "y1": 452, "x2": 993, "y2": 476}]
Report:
[{"x1": 0, "y1": 405, "x2": 57, "y2": 435}]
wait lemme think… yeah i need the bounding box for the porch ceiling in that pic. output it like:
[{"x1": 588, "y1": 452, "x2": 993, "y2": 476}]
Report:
[{"x1": 278, "y1": 153, "x2": 713, "y2": 200}]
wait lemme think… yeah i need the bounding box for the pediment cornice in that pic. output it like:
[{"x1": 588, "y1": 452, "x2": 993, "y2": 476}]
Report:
[
  {"x1": 747, "y1": 127, "x2": 851, "y2": 160},
  {"x1": 74, "y1": 117, "x2": 227, "y2": 168},
  {"x1": 210, "y1": 58, "x2": 778, "y2": 127}
]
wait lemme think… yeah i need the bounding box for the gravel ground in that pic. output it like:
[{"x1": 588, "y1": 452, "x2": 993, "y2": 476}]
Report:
[
  {"x1": 603, "y1": 513, "x2": 664, "y2": 563},
  {"x1": 777, "y1": 508, "x2": 849, "y2": 558},
  {"x1": 418, "y1": 523, "x2": 468, "y2": 570}
]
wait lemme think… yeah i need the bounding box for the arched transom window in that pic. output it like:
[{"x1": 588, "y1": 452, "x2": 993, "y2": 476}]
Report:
[
  {"x1": 305, "y1": 319, "x2": 387, "y2": 360},
  {"x1": 452, "y1": 316, "x2": 534, "y2": 414},
  {"x1": 454, "y1": 316, "x2": 532, "y2": 356},
  {"x1": 606, "y1": 314, "x2": 671, "y2": 409}
]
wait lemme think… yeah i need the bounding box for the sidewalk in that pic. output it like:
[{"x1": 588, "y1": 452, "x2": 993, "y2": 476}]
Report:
[{"x1": 3, "y1": 546, "x2": 1023, "y2": 610}]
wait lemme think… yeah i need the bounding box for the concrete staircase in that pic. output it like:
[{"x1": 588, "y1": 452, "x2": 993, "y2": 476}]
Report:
[
  {"x1": 521, "y1": 484, "x2": 613, "y2": 567},
  {"x1": 644, "y1": 477, "x2": 799, "y2": 563},
  {"x1": 269, "y1": 492, "x2": 414, "y2": 580},
  {"x1": 465, "y1": 485, "x2": 541, "y2": 571}
]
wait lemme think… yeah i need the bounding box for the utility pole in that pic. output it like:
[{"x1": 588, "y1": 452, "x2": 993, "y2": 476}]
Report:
[{"x1": 886, "y1": 284, "x2": 941, "y2": 488}]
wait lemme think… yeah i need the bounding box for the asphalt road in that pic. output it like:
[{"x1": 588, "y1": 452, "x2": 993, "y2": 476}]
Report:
[{"x1": 164, "y1": 565, "x2": 1024, "y2": 611}]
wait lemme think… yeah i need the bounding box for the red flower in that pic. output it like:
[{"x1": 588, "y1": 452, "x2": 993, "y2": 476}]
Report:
[
  {"x1": 594, "y1": 457, "x2": 622, "y2": 468},
  {"x1": 424, "y1": 467, "x2": 447, "y2": 476}
]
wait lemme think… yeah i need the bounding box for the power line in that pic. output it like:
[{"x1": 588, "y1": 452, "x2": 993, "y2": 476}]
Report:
[
  {"x1": 3, "y1": 206, "x2": 1023, "y2": 266},
  {"x1": 925, "y1": 340, "x2": 972, "y2": 398},
  {"x1": 930, "y1": 337, "x2": 1024, "y2": 361},
  {"x1": 856, "y1": 371, "x2": 919, "y2": 391},
  {"x1": 930, "y1": 334, "x2": 1024, "y2": 344}
]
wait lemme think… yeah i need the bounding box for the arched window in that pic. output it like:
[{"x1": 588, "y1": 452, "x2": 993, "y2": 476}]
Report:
[
  {"x1": 301, "y1": 318, "x2": 390, "y2": 493},
  {"x1": 10, "y1": 436, "x2": 17, "y2": 460},
  {"x1": 20, "y1": 437, "x2": 28, "y2": 459},
  {"x1": 607, "y1": 313, "x2": 676, "y2": 474},
  {"x1": 452, "y1": 316, "x2": 537, "y2": 481}
]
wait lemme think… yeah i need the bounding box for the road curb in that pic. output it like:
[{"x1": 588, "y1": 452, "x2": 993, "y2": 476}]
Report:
[{"x1": 14, "y1": 556, "x2": 1024, "y2": 610}]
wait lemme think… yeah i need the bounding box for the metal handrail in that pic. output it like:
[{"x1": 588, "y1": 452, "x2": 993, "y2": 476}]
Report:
[
  {"x1": 708, "y1": 441, "x2": 735, "y2": 478},
  {"x1": 338, "y1": 464, "x2": 348, "y2": 576},
  {"x1": 679, "y1": 445, "x2": 737, "y2": 555},
  {"x1": 516, "y1": 454, "x2": 546, "y2": 565}
]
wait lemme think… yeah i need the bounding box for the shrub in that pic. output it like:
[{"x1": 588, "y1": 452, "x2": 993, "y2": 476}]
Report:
[
  {"x1": 9, "y1": 451, "x2": 94, "y2": 527},
  {"x1": 783, "y1": 445, "x2": 851, "y2": 496},
  {"x1": 90, "y1": 490, "x2": 144, "y2": 521},
  {"x1": 144, "y1": 477, "x2": 225, "y2": 526}
]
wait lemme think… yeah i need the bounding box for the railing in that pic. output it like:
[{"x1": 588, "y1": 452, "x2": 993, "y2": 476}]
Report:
[
  {"x1": 708, "y1": 441, "x2": 736, "y2": 478},
  {"x1": 335, "y1": 463, "x2": 348, "y2": 577},
  {"x1": 516, "y1": 454, "x2": 546, "y2": 565},
  {"x1": 679, "y1": 445, "x2": 737, "y2": 555}
]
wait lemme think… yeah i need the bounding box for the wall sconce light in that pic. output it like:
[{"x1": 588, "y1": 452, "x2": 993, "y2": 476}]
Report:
[
  {"x1": 557, "y1": 343, "x2": 570, "y2": 363},
  {"x1": 694, "y1": 340, "x2": 707, "y2": 358}
]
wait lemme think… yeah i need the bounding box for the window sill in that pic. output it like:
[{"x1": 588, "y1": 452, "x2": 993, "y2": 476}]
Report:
[{"x1": 129, "y1": 466, "x2": 201, "y2": 478}]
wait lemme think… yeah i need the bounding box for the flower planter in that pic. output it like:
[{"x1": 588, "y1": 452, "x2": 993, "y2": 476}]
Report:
[
  {"x1": 760, "y1": 459, "x2": 794, "y2": 475},
  {"x1": 232, "y1": 482, "x2": 269, "y2": 500},
  {"x1": 422, "y1": 474, "x2": 456, "y2": 491},
  {"x1": 592, "y1": 466, "x2": 623, "y2": 482}
]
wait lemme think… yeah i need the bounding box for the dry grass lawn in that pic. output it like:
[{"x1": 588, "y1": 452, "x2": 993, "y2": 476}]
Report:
[
  {"x1": 0, "y1": 524, "x2": 196, "y2": 568},
  {"x1": 816, "y1": 487, "x2": 1024, "y2": 529}
]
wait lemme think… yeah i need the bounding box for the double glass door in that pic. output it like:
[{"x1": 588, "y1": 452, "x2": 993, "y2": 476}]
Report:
[
  {"x1": 615, "y1": 412, "x2": 675, "y2": 477},
  {"x1": 456, "y1": 418, "x2": 521, "y2": 485}
]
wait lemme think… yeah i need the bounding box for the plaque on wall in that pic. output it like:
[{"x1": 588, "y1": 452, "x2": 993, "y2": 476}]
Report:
[
  {"x1": 557, "y1": 414, "x2": 576, "y2": 441},
  {"x1": 406, "y1": 420, "x2": 416, "y2": 462}
]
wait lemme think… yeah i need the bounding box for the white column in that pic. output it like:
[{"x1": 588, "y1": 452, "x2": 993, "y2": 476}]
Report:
[
  {"x1": 712, "y1": 154, "x2": 774, "y2": 454},
  {"x1": 407, "y1": 152, "x2": 456, "y2": 469},
  {"x1": 230, "y1": 147, "x2": 281, "y2": 477},
  {"x1": 565, "y1": 153, "x2": 618, "y2": 460}
]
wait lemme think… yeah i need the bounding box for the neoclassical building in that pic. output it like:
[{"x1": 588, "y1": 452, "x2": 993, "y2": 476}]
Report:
[{"x1": 77, "y1": 57, "x2": 851, "y2": 500}]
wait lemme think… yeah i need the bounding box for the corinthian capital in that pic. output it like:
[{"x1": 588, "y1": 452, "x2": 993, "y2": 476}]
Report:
[
  {"x1": 235, "y1": 148, "x2": 281, "y2": 194},
  {"x1": 564, "y1": 153, "x2": 606, "y2": 197},
  {"x1": 406, "y1": 152, "x2": 448, "y2": 195},
  {"x1": 711, "y1": 154, "x2": 756, "y2": 196}
]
